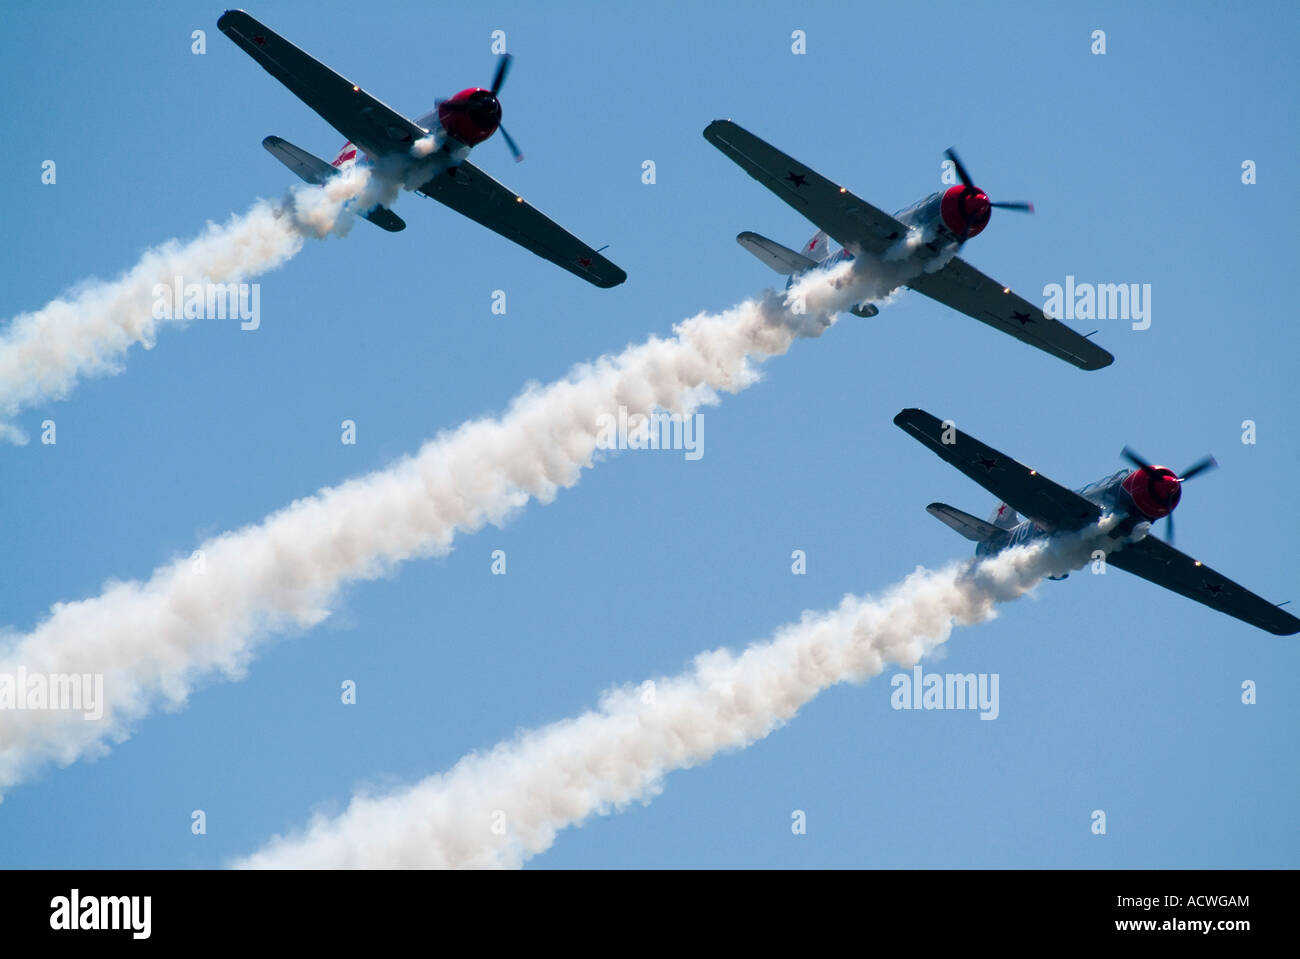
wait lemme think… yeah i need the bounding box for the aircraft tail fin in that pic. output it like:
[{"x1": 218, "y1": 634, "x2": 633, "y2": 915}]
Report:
[
  {"x1": 736, "y1": 231, "x2": 819, "y2": 275},
  {"x1": 987, "y1": 502, "x2": 1021, "y2": 529},
  {"x1": 927, "y1": 503, "x2": 1012, "y2": 546},
  {"x1": 261, "y1": 136, "x2": 405, "y2": 232},
  {"x1": 803, "y1": 229, "x2": 831, "y2": 262}
]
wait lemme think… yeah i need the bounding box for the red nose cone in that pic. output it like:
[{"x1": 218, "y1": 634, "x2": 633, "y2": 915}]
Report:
[
  {"x1": 1122, "y1": 466, "x2": 1182, "y2": 519},
  {"x1": 939, "y1": 185, "x2": 992, "y2": 239},
  {"x1": 437, "y1": 87, "x2": 501, "y2": 146}
]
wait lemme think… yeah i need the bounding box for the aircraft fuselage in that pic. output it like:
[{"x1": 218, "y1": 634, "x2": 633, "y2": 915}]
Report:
[
  {"x1": 331, "y1": 99, "x2": 480, "y2": 187},
  {"x1": 976, "y1": 468, "x2": 1173, "y2": 563},
  {"x1": 783, "y1": 188, "x2": 973, "y2": 316}
]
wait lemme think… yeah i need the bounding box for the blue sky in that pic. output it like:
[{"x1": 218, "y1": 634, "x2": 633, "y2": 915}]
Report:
[{"x1": 2, "y1": 0, "x2": 1297, "y2": 867}]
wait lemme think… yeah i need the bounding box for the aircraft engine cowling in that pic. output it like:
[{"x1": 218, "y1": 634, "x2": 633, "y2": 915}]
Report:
[
  {"x1": 939, "y1": 184, "x2": 992, "y2": 240},
  {"x1": 437, "y1": 88, "x2": 502, "y2": 146},
  {"x1": 1121, "y1": 466, "x2": 1182, "y2": 519}
]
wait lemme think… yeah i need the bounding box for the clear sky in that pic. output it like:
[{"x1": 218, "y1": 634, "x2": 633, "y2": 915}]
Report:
[{"x1": 2, "y1": 0, "x2": 1297, "y2": 868}]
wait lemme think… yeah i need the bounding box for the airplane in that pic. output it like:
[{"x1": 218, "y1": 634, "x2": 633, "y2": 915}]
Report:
[
  {"x1": 893, "y1": 408, "x2": 1300, "y2": 636},
  {"x1": 217, "y1": 10, "x2": 626, "y2": 288},
  {"x1": 703, "y1": 120, "x2": 1112, "y2": 371}
]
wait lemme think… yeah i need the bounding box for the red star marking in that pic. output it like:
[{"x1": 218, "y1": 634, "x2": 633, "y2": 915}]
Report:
[
  {"x1": 253, "y1": 35, "x2": 266, "y2": 46},
  {"x1": 577, "y1": 257, "x2": 592, "y2": 268}
]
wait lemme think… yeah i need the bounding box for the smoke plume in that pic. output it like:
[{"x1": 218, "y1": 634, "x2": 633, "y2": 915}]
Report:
[
  {"x1": 0, "y1": 262, "x2": 874, "y2": 794},
  {"x1": 0, "y1": 169, "x2": 375, "y2": 444},
  {"x1": 237, "y1": 524, "x2": 1113, "y2": 868}
]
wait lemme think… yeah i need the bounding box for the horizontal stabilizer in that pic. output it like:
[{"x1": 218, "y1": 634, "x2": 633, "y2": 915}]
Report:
[
  {"x1": 361, "y1": 206, "x2": 406, "y2": 232},
  {"x1": 927, "y1": 502, "x2": 1011, "y2": 546},
  {"x1": 262, "y1": 136, "x2": 405, "y2": 232},
  {"x1": 263, "y1": 135, "x2": 335, "y2": 185},
  {"x1": 736, "y1": 231, "x2": 819, "y2": 275}
]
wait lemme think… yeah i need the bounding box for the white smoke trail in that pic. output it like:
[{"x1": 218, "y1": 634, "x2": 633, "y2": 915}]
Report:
[
  {"x1": 235, "y1": 523, "x2": 1116, "y2": 869},
  {"x1": 799, "y1": 227, "x2": 958, "y2": 319},
  {"x1": 0, "y1": 168, "x2": 377, "y2": 445},
  {"x1": 0, "y1": 262, "x2": 870, "y2": 796}
]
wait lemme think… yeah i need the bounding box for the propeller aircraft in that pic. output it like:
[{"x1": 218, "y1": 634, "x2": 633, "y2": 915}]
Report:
[
  {"x1": 218, "y1": 10, "x2": 626, "y2": 287},
  {"x1": 894, "y1": 408, "x2": 1299, "y2": 635},
  {"x1": 704, "y1": 120, "x2": 1111, "y2": 370}
]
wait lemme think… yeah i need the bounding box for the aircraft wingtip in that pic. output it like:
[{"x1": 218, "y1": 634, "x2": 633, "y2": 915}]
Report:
[{"x1": 1087, "y1": 353, "x2": 1116, "y2": 371}]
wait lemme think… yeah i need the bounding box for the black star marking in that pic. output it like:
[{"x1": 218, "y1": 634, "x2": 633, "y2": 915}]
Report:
[
  {"x1": 785, "y1": 171, "x2": 808, "y2": 188},
  {"x1": 1010, "y1": 310, "x2": 1036, "y2": 326},
  {"x1": 1201, "y1": 582, "x2": 1226, "y2": 599},
  {"x1": 972, "y1": 456, "x2": 1002, "y2": 473}
]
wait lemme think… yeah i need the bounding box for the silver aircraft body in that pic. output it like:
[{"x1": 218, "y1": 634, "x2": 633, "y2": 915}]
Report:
[
  {"x1": 218, "y1": 9, "x2": 625, "y2": 287},
  {"x1": 705, "y1": 120, "x2": 1112, "y2": 370},
  {"x1": 895, "y1": 408, "x2": 1300, "y2": 636}
]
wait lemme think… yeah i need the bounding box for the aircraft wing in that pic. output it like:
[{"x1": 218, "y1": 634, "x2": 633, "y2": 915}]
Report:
[
  {"x1": 416, "y1": 163, "x2": 627, "y2": 288},
  {"x1": 906, "y1": 258, "x2": 1114, "y2": 371},
  {"x1": 703, "y1": 120, "x2": 907, "y2": 257},
  {"x1": 1105, "y1": 536, "x2": 1300, "y2": 636},
  {"x1": 894, "y1": 408, "x2": 1103, "y2": 533},
  {"x1": 218, "y1": 10, "x2": 425, "y2": 161}
]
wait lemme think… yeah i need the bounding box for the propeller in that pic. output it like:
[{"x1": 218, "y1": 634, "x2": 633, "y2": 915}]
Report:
[
  {"x1": 944, "y1": 147, "x2": 975, "y2": 189},
  {"x1": 439, "y1": 54, "x2": 524, "y2": 161},
  {"x1": 1120, "y1": 446, "x2": 1218, "y2": 544},
  {"x1": 490, "y1": 53, "x2": 512, "y2": 96},
  {"x1": 487, "y1": 53, "x2": 522, "y2": 162},
  {"x1": 1178, "y1": 455, "x2": 1218, "y2": 481},
  {"x1": 943, "y1": 147, "x2": 1034, "y2": 237},
  {"x1": 498, "y1": 124, "x2": 524, "y2": 162},
  {"x1": 1119, "y1": 446, "x2": 1154, "y2": 472}
]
